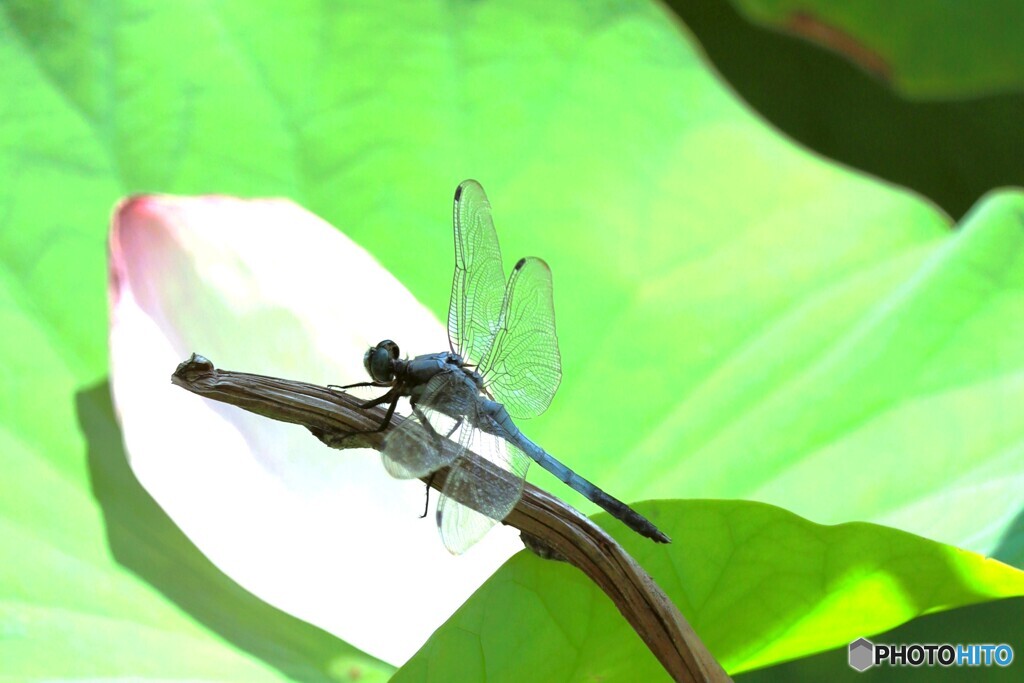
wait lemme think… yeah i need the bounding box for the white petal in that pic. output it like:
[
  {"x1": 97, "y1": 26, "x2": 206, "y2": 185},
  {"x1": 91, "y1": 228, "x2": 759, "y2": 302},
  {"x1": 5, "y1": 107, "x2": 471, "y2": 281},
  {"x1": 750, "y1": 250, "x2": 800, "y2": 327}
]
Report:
[{"x1": 108, "y1": 195, "x2": 522, "y2": 664}]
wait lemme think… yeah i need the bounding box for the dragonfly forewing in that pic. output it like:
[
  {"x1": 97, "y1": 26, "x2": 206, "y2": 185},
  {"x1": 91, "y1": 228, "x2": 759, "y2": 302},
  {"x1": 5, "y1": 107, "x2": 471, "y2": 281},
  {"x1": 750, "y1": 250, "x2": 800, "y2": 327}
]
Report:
[{"x1": 449, "y1": 180, "x2": 507, "y2": 365}]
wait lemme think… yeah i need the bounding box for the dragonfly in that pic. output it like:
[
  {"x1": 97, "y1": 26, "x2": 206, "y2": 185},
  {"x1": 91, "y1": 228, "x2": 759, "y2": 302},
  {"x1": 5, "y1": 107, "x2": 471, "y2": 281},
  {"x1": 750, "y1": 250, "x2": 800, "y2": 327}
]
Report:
[{"x1": 342, "y1": 180, "x2": 670, "y2": 553}]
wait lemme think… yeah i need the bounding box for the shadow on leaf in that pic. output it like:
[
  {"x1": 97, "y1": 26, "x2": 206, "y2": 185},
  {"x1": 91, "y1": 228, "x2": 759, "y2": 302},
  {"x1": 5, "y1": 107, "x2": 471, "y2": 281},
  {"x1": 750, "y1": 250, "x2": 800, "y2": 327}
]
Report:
[
  {"x1": 993, "y1": 506, "x2": 1024, "y2": 569},
  {"x1": 76, "y1": 380, "x2": 391, "y2": 683}
]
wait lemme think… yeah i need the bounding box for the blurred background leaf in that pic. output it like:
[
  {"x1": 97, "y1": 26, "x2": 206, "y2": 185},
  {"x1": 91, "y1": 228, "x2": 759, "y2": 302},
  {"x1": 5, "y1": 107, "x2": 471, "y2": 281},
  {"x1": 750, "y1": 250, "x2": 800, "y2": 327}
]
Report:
[
  {"x1": 2, "y1": 0, "x2": 1022, "y2": 679},
  {"x1": 665, "y1": 0, "x2": 1024, "y2": 219},
  {"x1": 727, "y1": 0, "x2": 1024, "y2": 98}
]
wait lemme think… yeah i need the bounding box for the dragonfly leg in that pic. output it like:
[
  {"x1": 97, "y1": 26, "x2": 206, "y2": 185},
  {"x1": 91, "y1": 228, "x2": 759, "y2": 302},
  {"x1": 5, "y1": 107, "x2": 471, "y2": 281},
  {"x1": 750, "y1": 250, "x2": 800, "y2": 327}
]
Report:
[
  {"x1": 317, "y1": 388, "x2": 401, "y2": 448},
  {"x1": 410, "y1": 402, "x2": 447, "y2": 454},
  {"x1": 444, "y1": 418, "x2": 463, "y2": 439},
  {"x1": 327, "y1": 380, "x2": 391, "y2": 393},
  {"x1": 357, "y1": 390, "x2": 397, "y2": 412},
  {"x1": 420, "y1": 472, "x2": 436, "y2": 518},
  {"x1": 369, "y1": 391, "x2": 401, "y2": 431}
]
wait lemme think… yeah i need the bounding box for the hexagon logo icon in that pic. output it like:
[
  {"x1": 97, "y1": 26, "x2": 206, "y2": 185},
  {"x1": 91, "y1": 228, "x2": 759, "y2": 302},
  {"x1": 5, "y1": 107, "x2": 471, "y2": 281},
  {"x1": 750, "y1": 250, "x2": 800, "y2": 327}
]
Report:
[{"x1": 849, "y1": 638, "x2": 875, "y2": 671}]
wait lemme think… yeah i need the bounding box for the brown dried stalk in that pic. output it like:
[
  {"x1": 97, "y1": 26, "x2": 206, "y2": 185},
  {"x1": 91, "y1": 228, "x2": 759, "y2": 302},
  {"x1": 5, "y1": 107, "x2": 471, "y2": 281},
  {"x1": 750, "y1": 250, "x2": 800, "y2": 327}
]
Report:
[{"x1": 171, "y1": 354, "x2": 731, "y2": 682}]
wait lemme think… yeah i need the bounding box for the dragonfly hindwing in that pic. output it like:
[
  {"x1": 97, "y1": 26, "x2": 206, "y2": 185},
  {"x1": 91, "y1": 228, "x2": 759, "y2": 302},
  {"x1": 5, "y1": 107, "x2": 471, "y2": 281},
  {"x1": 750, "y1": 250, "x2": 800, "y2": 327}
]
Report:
[
  {"x1": 436, "y1": 414, "x2": 531, "y2": 555},
  {"x1": 478, "y1": 256, "x2": 561, "y2": 419}
]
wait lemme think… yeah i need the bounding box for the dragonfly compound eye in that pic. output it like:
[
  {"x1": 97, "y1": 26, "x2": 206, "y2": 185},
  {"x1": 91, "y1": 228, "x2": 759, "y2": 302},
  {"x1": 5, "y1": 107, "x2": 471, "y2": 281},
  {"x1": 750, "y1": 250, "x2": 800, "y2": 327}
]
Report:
[{"x1": 364, "y1": 340, "x2": 396, "y2": 383}]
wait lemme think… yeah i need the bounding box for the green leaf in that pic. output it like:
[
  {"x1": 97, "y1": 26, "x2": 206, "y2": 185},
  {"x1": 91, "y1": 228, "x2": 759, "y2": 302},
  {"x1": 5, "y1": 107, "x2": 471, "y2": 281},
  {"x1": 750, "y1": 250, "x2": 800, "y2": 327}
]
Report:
[
  {"x1": 395, "y1": 500, "x2": 1024, "y2": 681},
  {"x1": 3, "y1": 0, "x2": 1022, "y2": 676},
  {"x1": 5, "y1": 0, "x2": 1020, "y2": 558},
  {"x1": 610, "y1": 192, "x2": 1024, "y2": 569},
  {"x1": 736, "y1": 596, "x2": 1024, "y2": 681},
  {"x1": 727, "y1": 0, "x2": 1024, "y2": 98}
]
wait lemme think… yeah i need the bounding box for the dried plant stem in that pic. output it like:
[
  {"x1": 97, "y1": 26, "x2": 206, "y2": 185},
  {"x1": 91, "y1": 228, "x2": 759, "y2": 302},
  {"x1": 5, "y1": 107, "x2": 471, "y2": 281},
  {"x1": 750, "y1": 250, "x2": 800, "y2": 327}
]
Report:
[{"x1": 171, "y1": 354, "x2": 731, "y2": 682}]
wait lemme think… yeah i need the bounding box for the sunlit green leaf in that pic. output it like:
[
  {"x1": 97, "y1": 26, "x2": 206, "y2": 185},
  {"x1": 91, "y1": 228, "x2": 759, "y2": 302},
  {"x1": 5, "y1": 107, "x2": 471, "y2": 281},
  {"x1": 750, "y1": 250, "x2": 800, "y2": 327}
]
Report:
[
  {"x1": 737, "y1": 596, "x2": 1024, "y2": 681},
  {"x1": 396, "y1": 500, "x2": 1024, "y2": 680}
]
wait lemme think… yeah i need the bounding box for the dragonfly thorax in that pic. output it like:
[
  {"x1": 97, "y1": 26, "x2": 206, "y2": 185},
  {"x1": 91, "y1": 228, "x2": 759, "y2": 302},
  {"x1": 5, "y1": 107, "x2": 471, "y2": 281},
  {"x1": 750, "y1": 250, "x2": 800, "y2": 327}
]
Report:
[{"x1": 364, "y1": 339, "x2": 400, "y2": 383}]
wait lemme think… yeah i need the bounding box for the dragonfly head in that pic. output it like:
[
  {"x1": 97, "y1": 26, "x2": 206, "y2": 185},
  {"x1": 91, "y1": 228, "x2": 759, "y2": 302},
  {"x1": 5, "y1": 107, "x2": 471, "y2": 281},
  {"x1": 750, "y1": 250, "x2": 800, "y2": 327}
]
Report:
[{"x1": 364, "y1": 339, "x2": 400, "y2": 383}]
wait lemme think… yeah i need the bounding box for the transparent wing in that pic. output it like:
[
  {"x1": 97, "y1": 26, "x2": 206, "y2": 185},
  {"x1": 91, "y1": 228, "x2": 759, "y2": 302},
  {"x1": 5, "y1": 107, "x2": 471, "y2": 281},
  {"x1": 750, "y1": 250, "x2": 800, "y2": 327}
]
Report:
[
  {"x1": 478, "y1": 257, "x2": 561, "y2": 419},
  {"x1": 380, "y1": 374, "x2": 467, "y2": 479},
  {"x1": 436, "y1": 426, "x2": 530, "y2": 555},
  {"x1": 448, "y1": 180, "x2": 507, "y2": 365}
]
